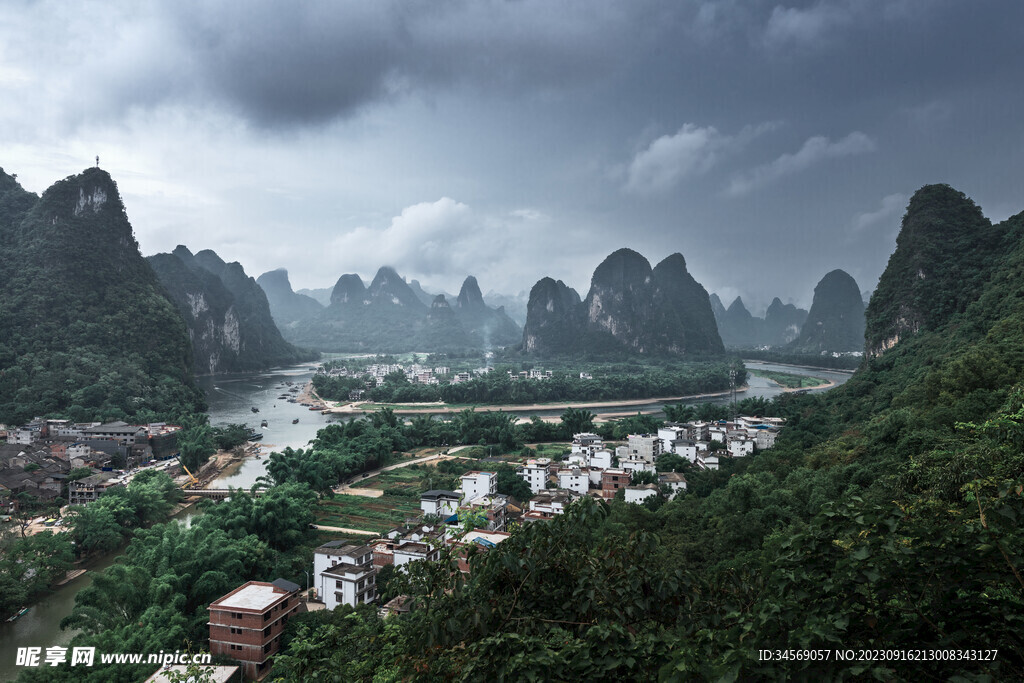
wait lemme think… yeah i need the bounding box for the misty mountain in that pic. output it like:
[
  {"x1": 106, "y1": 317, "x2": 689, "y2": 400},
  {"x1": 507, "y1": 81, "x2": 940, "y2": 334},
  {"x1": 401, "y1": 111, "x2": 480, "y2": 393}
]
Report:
[
  {"x1": 710, "y1": 293, "x2": 808, "y2": 349},
  {"x1": 257, "y1": 268, "x2": 324, "y2": 328},
  {"x1": 454, "y1": 276, "x2": 521, "y2": 349},
  {"x1": 296, "y1": 286, "x2": 333, "y2": 306},
  {"x1": 763, "y1": 297, "x2": 808, "y2": 346},
  {"x1": 483, "y1": 289, "x2": 528, "y2": 326},
  {"x1": 523, "y1": 248, "x2": 723, "y2": 356},
  {"x1": 150, "y1": 248, "x2": 316, "y2": 374},
  {"x1": 0, "y1": 167, "x2": 204, "y2": 423},
  {"x1": 286, "y1": 267, "x2": 522, "y2": 353},
  {"x1": 789, "y1": 269, "x2": 866, "y2": 353}
]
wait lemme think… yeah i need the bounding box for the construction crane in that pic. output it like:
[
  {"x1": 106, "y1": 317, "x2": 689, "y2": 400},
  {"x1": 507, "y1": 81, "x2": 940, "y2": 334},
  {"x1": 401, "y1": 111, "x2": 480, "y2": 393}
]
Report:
[{"x1": 175, "y1": 455, "x2": 200, "y2": 489}]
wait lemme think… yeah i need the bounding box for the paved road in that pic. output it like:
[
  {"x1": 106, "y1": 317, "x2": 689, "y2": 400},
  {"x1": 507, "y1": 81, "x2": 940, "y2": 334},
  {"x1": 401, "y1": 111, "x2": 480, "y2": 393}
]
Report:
[{"x1": 310, "y1": 524, "x2": 379, "y2": 535}]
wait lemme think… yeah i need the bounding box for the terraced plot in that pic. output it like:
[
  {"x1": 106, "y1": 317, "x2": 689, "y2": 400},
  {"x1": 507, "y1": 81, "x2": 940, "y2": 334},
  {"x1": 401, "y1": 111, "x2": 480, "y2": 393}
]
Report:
[{"x1": 316, "y1": 494, "x2": 423, "y2": 533}]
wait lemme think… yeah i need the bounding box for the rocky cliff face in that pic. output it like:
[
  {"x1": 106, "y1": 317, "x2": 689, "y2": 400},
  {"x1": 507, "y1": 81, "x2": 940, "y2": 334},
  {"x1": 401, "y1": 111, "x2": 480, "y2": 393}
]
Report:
[
  {"x1": 523, "y1": 278, "x2": 584, "y2": 354},
  {"x1": 256, "y1": 268, "x2": 324, "y2": 328},
  {"x1": 0, "y1": 167, "x2": 204, "y2": 422},
  {"x1": 149, "y1": 246, "x2": 315, "y2": 374},
  {"x1": 523, "y1": 248, "x2": 723, "y2": 356},
  {"x1": 650, "y1": 253, "x2": 725, "y2": 354},
  {"x1": 865, "y1": 185, "x2": 1001, "y2": 357},
  {"x1": 789, "y1": 269, "x2": 866, "y2": 353}
]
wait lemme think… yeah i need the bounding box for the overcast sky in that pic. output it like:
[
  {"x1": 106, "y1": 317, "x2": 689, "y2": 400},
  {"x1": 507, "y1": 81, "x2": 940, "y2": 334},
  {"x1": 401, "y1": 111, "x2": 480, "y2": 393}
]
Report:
[{"x1": 2, "y1": 1, "x2": 1022, "y2": 313}]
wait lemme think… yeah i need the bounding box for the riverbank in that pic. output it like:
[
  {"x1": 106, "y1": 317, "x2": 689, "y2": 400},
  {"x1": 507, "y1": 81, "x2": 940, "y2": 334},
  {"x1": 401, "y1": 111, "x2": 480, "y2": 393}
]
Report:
[
  {"x1": 741, "y1": 358, "x2": 858, "y2": 374},
  {"x1": 323, "y1": 384, "x2": 750, "y2": 416}
]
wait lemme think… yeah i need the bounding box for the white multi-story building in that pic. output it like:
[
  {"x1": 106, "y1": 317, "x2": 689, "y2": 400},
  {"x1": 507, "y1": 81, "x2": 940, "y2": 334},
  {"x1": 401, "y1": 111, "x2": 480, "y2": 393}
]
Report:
[
  {"x1": 557, "y1": 467, "x2": 589, "y2": 495},
  {"x1": 313, "y1": 542, "x2": 377, "y2": 609},
  {"x1": 627, "y1": 434, "x2": 662, "y2": 463},
  {"x1": 728, "y1": 436, "x2": 754, "y2": 458},
  {"x1": 659, "y1": 472, "x2": 687, "y2": 498},
  {"x1": 460, "y1": 471, "x2": 497, "y2": 500},
  {"x1": 393, "y1": 541, "x2": 442, "y2": 568},
  {"x1": 589, "y1": 450, "x2": 612, "y2": 470},
  {"x1": 519, "y1": 459, "x2": 551, "y2": 494},
  {"x1": 571, "y1": 433, "x2": 604, "y2": 460}
]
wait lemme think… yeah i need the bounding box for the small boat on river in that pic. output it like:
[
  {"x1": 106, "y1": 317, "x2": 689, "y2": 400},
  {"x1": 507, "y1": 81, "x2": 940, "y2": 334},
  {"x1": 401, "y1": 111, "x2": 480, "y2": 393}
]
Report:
[
  {"x1": 292, "y1": 418, "x2": 299, "y2": 424},
  {"x1": 6, "y1": 607, "x2": 28, "y2": 622}
]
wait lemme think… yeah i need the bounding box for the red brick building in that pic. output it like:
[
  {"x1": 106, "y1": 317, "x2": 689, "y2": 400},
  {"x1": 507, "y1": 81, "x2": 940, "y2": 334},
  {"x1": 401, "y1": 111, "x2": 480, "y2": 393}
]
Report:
[
  {"x1": 601, "y1": 468, "x2": 630, "y2": 498},
  {"x1": 208, "y1": 578, "x2": 299, "y2": 680}
]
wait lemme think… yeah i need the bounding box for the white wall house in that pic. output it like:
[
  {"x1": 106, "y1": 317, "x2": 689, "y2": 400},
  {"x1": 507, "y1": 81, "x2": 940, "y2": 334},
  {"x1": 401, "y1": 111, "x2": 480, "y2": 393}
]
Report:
[
  {"x1": 620, "y1": 457, "x2": 655, "y2": 475},
  {"x1": 727, "y1": 437, "x2": 754, "y2": 458},
  {"x1": 589, "y1": 450, "x2": 612, "y2": 470},
  {"x1": 624, "y1": 484, "x2": 659, "y2": 504},
  {"x1": 420, "y1": 490, "x2": 461, "y2": 518},
  {"x1": 557, "y1": 467, "x2": 589, "y2": 495},
  {"x1": 518, "y1": 459, "x2": 550, "y2": 494},
  {"x1": 659, "y1": 472, "x2": 687, "y2": 498},
  {"x1": 313, "y1": 542, "x2": 376, "y2": 609},
  {"x1": 393, "y1": 541, "x2": 442, "y2": 568},
  {"x1": 460, "y1": 471, "x2": 497, "y2": 500}
]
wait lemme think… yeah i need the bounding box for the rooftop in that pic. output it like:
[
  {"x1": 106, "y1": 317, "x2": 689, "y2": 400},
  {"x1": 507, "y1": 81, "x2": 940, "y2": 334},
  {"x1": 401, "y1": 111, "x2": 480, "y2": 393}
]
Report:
[{"x1": 210, "y1": 581, "x2": 294, "y2": 612}]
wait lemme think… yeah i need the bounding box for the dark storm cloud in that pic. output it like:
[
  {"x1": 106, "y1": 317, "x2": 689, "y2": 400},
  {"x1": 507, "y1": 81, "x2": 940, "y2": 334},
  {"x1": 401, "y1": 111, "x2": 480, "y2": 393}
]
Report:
[
  {"x1": 150, "y1": 0, "x2": 635, "y2": 127},
  {"x1": 3, "y1": 0, "x2": 1023, "y2": 306}
]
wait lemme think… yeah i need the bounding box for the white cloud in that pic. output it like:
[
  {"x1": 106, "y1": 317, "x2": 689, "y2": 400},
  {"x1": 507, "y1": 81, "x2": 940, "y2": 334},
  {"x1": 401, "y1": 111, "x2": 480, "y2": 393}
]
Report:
[
  {"x1": 850, "y1": 193, "x2": 907, "y2": 233},
  {"x1": 727, "y1": 131, "x2": 875, "y2": 196},
  {"x1": 323, "y1": 198, "x2": 585, "y2": 294},
  {"x1": 762, "y1": 2, "x2": 853, "y2": 48},
  {"x1": 624, "y1": 122, "x2": 777, "y2": 194}
]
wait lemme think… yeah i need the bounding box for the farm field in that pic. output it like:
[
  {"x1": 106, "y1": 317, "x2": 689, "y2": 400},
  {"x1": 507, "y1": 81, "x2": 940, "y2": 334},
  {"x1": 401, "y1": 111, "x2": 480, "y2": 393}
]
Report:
[{"x1": 316, "y1": 494, "x2": 423, "y2": 533}]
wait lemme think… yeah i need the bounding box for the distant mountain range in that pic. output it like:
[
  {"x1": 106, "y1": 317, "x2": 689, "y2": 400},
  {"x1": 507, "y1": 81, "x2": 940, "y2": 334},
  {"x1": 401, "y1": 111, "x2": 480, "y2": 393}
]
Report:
[
  {"x1": 149, "y1": 248, "x2": 316, "y2": 375},
  {"x1": 259, "y1": 266, "x2": 522, "y2": 353},
  {"x1": 710, "y1": 269, "x2": 865, "y2": 353},
  {"x1": 522, "y1": 248, "x2": 724, "y2": 357}
]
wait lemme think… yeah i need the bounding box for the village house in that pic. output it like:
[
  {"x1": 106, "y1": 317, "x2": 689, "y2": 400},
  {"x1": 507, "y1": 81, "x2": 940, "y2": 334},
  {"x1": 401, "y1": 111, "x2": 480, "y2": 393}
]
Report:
[
  {"x1": 208, "y1": 578, "x2": 299, "y2": 681},
  {"x1": 624, "y1": 484, "x2": 660, "y2": 504},
  {"x1": 600, "y1": 468, "x2": 630, "y2": 498},
  {"x1": 556, "y1": 466, "x2": 589, "y2": 495},
  {"x1": 68, "y1": 472, "x2": 122, "y2": 506},
  {"x1": 626, "y1": 434, "x2": 662, "y2": 463},
  {"x1": 522, "y1": 490, "x2": 580, "y2": 522},
  {"x1": 393, "y1": 541, "x2": 442, "y2": 568},
  {"x1": 659, "y1": 471, "x2": 688, "y2": 498},
  {"x1": 312, "y1": 542, "x2": 377, "y2": 609},
  {"x1": 420, "y1": 489, "x2": 460, "y2": 518},
  {"x1": 518, "y1": 458, "x2": 551, "y2": 494},
  {"x1": 459, "y1": 471, "x2": 497, "y2": 500}
]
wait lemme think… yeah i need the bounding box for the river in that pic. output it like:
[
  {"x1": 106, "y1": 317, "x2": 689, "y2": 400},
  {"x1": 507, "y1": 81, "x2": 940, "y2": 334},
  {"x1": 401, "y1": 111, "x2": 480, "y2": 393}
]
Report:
[
  {"x1": 0, "y1": 505, "x2": 198, "y2": 683},
  {"x1": 0, "y1": 359, "x2": 848, "y2": 680}
]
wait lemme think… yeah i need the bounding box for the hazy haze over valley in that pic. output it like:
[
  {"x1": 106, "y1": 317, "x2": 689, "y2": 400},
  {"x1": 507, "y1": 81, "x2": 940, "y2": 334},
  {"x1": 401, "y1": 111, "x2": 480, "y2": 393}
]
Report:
[{"x1": 1, "y1": 2, "x2": 1022, "y2": 313}]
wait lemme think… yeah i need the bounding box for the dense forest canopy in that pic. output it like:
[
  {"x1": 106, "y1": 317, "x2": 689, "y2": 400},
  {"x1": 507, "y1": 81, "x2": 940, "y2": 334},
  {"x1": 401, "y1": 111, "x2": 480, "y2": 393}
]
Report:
[{"x1": 0, "y1": 168, "x2": 204, "y2": 424}]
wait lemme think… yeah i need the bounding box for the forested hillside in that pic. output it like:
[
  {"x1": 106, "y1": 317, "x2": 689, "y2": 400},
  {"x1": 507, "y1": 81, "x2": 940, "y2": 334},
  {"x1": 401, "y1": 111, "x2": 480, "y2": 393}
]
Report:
[
  {"x1": 274, "y1": 185, "x2": 1024, "y2": 679},
  {"x1": 0, "y1": 168, "x2": 204, "y2": 423}
]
